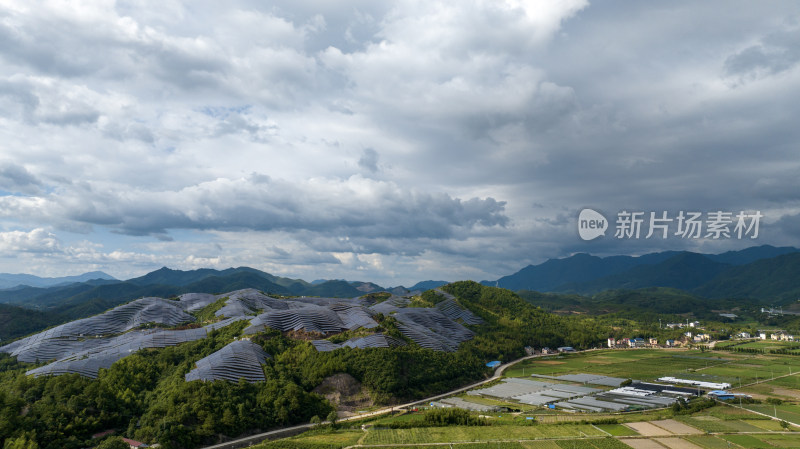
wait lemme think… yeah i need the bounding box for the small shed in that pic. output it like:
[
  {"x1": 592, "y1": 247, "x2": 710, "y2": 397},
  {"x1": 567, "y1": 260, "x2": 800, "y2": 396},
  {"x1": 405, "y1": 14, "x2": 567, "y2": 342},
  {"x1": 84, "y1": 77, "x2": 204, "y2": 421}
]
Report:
[{"x1": 486, "y1": 361, "x2": 501, "y2": 368}]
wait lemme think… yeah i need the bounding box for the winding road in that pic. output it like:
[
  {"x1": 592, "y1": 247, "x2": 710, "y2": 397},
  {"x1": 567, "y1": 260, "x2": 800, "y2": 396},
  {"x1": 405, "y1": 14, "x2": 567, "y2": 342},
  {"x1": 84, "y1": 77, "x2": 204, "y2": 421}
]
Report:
[{"x1": 199, "y1": 352, "x2": 548, "y2": 449}]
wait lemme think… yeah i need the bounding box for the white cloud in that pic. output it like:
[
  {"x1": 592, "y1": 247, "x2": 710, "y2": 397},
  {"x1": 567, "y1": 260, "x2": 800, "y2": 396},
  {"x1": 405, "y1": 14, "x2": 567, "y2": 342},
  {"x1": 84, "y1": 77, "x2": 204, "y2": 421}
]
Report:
[
  {"x1": 0, "y1": 228, "x2": 61, "y2": 253},
  {"x1": 0, "y1": 1, "x2": 798, "y2": 284}
]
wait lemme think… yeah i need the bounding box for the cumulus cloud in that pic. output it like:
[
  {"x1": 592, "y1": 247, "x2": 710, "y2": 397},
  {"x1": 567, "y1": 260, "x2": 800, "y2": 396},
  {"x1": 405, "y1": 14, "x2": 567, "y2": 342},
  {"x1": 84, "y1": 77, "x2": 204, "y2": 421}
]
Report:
[
  {"x1": 0, "y1": 1, "x2": 798, "y2": 284},
  {"x1": 0, "y1": 228, "x2": 60, "y2": 253}
]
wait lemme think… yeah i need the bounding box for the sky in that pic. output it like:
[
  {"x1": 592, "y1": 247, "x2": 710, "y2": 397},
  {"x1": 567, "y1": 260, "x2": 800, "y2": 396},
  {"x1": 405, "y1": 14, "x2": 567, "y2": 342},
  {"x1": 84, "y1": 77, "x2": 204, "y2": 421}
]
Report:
[{"x1": 0, "y1": 0, "x2": 799, "y2": 286}]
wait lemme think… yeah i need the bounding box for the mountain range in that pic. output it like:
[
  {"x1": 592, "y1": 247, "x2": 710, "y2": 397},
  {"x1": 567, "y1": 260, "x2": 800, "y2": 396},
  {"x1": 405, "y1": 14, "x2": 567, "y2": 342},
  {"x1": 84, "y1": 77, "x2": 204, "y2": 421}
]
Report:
[
  {"x1": 0, "y1": 271, "x2": 116, "y2": 289},
  {"x1": 483, "y1": 245, "x2": 800, "y2": 302}
]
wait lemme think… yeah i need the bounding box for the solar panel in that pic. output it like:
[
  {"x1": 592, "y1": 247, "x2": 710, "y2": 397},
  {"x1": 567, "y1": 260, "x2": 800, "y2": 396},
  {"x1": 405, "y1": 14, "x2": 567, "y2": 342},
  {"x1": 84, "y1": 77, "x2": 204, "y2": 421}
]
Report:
[
  {"x1": 311, "y1": 333, "x2": 406, "y2": 352},
  {"x1": 185, "y1": 340, "x2": 271, "y2": 383}
]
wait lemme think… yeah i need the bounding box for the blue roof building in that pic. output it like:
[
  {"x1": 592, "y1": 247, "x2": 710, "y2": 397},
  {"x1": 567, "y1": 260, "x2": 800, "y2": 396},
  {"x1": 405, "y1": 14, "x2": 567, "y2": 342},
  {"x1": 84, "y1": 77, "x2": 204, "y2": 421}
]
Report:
[
  {"x1": 486, "y1": 361, "x2": 501, "y2": 368},
  {"x1": 708, "y1": 390, "x2": 735, "y2": 400}
]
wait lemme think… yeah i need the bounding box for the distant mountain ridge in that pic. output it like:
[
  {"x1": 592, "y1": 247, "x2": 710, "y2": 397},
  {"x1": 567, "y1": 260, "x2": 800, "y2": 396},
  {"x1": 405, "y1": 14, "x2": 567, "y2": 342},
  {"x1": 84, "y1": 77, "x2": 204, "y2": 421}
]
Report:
[
  {"x1": 485, "y1": 245, "x2": 800, "y2": 302},
  {"x1": 0, "y1": 271, "x2": 116, "y2": 290},
  {"x1": 0, "y1": 266, "x2": 417, "y2": 314}
]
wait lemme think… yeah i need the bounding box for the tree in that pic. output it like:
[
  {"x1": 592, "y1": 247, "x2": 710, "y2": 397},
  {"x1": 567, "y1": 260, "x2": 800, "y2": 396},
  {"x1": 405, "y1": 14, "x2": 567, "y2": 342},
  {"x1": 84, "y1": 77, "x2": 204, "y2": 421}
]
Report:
[
  {"x1": 96, "y1": 437, "x2": 131, "y2": 449},
  {"x1": 310, "y1": 415, "x2": 321, "y2": 428},
  {"x1": 781, "y1": 420, "x2": 790, "y2": 430},
  {"x1": 3, "y1": 434, "x2": 39, "y2": 449},
  {"x1": 326, "y1": 410, "x2": 338, "y2": 429}
]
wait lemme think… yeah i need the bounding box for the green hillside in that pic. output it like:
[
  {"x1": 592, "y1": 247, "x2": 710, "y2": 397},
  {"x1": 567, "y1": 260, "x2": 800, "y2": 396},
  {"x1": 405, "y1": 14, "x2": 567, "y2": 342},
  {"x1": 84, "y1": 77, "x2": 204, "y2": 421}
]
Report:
[
  {"x1": 693, "y1": 252, "x2": 800, "y2": 302},
  {"x1": 0, "y1": 283, "x2": 605, "y2": 449}
]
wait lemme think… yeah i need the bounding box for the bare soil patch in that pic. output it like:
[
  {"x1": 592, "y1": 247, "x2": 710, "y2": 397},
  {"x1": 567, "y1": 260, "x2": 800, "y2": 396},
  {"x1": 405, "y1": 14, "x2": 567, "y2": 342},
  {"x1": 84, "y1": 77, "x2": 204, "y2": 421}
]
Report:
[
  {"x1": 772, "y1": 387, "x2": 800, "y2": 400},
  {"x1": 651, "y1": 419, "x2": 701, "y2": 434},
  {"x1": 313, "y1": 373, "x2": 374, "y2": 416},
  {"x1": 625, "y1": 422, "x2": 673, "y2": 436}
]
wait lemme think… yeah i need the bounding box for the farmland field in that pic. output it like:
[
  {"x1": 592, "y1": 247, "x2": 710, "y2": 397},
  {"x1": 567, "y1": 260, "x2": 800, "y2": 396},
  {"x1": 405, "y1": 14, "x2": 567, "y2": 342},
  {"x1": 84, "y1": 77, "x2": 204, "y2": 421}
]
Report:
[
  {"x1": 505, "y1": 349, "x2": 800, "y2": 388},
  {"x1": 743, "y1": 403, "x2": 800, "y2": 425},
  {"x1": 261, "y1": 349, "x2": 800, "y2": 449},
  {"x1": 361, "y1": 424, "x2": 607, "y2": 445},
  {"x1": 594, "y1": 424, "x2": 639, "y2": 436}
]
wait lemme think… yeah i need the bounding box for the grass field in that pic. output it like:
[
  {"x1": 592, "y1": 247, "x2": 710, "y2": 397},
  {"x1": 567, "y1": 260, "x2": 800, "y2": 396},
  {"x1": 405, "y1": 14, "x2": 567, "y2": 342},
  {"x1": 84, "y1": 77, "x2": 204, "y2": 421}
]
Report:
[
  {"x1": 361, "y1": 424, "x2": 607, "y2": 445},
  {"x1": 733, "y1": 340, "x2": 800, "y2": 351},
  {"x1": 743, "y1": 403, "x2": 800, "y2": 425},
  {"x1": 269, "y1": 429, "x2": 364, "y2": 447}
]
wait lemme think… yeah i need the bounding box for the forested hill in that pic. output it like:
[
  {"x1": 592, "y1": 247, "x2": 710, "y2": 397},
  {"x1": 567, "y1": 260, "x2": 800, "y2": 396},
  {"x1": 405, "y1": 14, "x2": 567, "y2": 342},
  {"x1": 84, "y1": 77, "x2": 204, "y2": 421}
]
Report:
[{"x1": 0, "y1": 283, "x2": 605, "y2": 449}]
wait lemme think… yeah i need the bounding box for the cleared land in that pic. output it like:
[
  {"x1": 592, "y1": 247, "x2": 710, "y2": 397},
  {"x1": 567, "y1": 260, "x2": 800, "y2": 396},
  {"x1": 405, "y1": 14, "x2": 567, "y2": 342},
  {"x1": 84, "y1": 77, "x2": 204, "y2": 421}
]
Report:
[{"x1": 624, "y1": 422, "x2": 672, "y2": 437}]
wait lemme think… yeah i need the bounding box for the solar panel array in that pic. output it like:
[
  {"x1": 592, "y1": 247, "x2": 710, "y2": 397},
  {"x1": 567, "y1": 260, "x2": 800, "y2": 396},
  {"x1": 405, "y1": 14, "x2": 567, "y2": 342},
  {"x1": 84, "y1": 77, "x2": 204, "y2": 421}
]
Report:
[
  {"x1": 311, "y1": 333, "x2": 406, "y2": 352},
  {"x1": 435, "y1": 298, "x2": 484, "y2": 325},
  {"x1": 393, "y1": 308, "x2": 475, "y2": 352},
  {"x1": 176, "y1": 293, "x2": 218, "y2": 312},
  {"x1": 369, "y1": 295, "x2": 411, "y2": 314},
  {"x1": 185, "y1": 339, "x2": 271, "y2": 383},
  {"x1": 0, "y1": 297, "x2": 197, "y2": 363},
  {"x1": 4, "y1": 286, "x2": 485, "y2": 378},
  {"x1": 244, "y1": 306, "x2": 346, "y2": 335},
  {"x1": 215, "y1": 289, "x2": 293, "y2": 318},
  {"x1": 24, "y1": 318, "x2": 245, "y2": 378}
]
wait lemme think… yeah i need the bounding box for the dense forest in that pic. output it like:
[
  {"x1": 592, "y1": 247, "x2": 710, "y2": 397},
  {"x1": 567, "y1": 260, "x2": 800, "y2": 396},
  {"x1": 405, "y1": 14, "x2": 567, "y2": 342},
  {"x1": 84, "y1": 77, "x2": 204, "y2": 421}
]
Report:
[{"x1": 0, "y1": 283, "x2": 632, "y2": 449}]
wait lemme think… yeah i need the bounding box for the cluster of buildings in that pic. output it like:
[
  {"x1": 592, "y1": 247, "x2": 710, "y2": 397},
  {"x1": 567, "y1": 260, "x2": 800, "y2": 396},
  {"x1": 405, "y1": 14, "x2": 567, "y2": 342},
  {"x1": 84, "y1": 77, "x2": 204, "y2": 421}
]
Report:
[
  {"x1": 525, "y1": 346, "x2": 576, "y2": 355},
  {"x1": 664, "y1": 321, "x2": 701, "y2": 329},
  {"x1": 607, "y1": 337, "x2": 676, "y2": 348},
  {"x1": 757, "y1": 330, "x2": 795, "y2": 341}
]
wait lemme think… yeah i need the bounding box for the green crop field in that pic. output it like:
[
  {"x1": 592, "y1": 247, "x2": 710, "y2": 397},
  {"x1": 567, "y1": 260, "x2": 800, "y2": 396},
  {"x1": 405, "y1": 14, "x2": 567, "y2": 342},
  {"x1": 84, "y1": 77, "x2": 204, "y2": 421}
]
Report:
[
  {"x1": 758, "y1": 434, "x2": 800, "y2": 448},
  {"x1": 720, "y1": 434, "x2": 776, "y2": 448},
  {"x1": 520, "y1": 441, "x2": 562, "y2": 449},
  {"x1": 685, "y1": 435, "x2": 735, "y2": 449},
  {"x1": 289, "y1": 430, "x2": 364, "y2": 446},
  {"x1": 361, "y1": 424, "x2": 607, "y2": 445},
  {"x1": 593, "y1": 424, "x2": 638, "y2": 436},
  {"x1": 736, "y1": 340, "x2": 800, "y2": 351},
  {"x1": 504, "y1": 349, "x2": 800, "y2": 389}
]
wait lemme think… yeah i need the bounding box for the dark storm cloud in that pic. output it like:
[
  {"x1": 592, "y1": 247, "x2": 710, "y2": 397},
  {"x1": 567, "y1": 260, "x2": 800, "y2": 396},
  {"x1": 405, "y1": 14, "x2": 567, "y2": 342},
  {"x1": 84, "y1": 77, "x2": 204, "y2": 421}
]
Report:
[
  {"x1": 0, "y1": 163, "x2": 43, "y2": 195},
  {"x1": 0, "y1": 0, "x2": 799, "y2": 283},
  {"x1": 33, "y1": 175, "x2": 509, "y2": 247}
]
